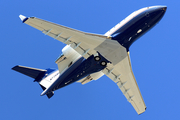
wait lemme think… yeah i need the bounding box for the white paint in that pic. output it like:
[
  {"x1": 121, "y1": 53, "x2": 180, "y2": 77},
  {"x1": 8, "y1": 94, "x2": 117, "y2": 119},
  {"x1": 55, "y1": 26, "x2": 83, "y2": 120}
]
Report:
[
  {"x1": 39, "y1": 70, "x2": 60, "y2": 89},
  {"x1": 19, "y1": 15, "x2": 27, "y2": 21}
]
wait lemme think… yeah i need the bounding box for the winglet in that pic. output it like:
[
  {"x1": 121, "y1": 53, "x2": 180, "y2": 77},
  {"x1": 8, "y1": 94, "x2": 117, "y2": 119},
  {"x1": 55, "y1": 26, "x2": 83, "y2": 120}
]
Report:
[{"x1": 19, "y1": 15, "x2": 28, "y2": 23}]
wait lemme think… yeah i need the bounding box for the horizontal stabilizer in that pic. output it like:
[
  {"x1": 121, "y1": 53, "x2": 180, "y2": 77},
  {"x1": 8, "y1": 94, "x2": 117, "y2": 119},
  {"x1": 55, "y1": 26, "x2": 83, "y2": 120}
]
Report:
[{"x1": 12, "y1": 65, "x2": 47, "y2": 79}]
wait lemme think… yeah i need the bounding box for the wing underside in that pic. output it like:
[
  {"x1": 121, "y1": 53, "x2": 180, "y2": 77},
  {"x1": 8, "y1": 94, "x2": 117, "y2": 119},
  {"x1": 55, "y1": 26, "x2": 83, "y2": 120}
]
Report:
[
  {"x1": 102, "y1": 52, "x2": 146, "y2": 114},
  {"x1": 21, "y1": 15, "x2": 107, "y2": 59},
  {"x1": 20, "y1": 15, "x2": 146, "y2": 114}
]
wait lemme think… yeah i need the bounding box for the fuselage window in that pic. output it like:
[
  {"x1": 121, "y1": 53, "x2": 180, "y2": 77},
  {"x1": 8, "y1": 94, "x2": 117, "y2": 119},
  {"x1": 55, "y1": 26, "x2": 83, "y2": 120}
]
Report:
[{"x1": 68, "y1": 62, "x2": 73, "y2": 67}]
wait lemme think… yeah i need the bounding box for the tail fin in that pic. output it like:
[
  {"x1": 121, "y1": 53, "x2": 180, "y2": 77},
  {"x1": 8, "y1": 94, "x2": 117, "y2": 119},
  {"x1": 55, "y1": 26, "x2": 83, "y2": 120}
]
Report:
[{"x1": 12, "y1": 65, "x2": 54, "y2": 98}]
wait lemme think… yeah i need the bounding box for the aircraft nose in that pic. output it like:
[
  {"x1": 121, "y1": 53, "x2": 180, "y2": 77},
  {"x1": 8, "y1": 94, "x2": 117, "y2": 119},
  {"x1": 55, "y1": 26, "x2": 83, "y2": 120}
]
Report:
[
  {"x1": 149, "y1": 6, "x2": 167, "y2": 12},
  {"x1": 143, "y1": 5, "x2": 167, "y2": 29},
  {"x1": 158, "y1": 6, "x2": 167, "y2": 11},
  {"x1": 162, "y1": 6, "x2": 167, "y2": 11},
  {"x1": 156, "y1": 6, "x2": 167, "y2": 17},
  {"x1": 149, "y1": 6, "x2": 167, "y2": 16}
]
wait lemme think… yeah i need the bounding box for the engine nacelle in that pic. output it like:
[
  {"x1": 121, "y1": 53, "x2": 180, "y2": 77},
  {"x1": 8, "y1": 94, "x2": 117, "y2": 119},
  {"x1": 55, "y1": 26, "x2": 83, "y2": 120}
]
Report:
[
  {"x1": 55, "y1": 45, "x2": 82, "y2": 74},
  {"x1": 62, "y1": 45, "x2": 81, "y2": 59}
]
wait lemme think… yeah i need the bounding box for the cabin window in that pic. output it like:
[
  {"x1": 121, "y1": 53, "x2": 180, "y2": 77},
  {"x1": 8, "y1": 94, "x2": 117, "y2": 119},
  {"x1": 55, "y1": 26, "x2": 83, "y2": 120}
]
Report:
[{"x1": 68, "y1": 62, "x2": 73, "y2": 67}]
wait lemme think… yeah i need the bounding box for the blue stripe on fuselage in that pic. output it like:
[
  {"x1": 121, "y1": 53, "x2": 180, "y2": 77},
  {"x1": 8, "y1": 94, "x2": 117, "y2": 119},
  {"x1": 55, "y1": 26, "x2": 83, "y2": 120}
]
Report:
[
  {"x1": 56, "y1": 53, "x2": 109, "y2": 88},
  {"x1": 47, "y1": 53, "x2": 110, "y2": 92},
  {"x1": 111, "y1": 7, "x2": 166, "y2": 51},
  {"x1": 48, "y1": 57, "x2": 84, "y2": 92}
]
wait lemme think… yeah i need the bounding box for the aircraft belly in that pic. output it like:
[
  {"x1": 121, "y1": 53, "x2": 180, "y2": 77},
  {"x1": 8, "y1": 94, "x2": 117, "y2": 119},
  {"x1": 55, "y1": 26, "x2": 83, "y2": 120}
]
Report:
[
  {"x1": 94, "y1": 39, "x2": 127, "y2": 65},
  {"x1": 54, "y1": 54, "x2": 110, "y2": 90}
]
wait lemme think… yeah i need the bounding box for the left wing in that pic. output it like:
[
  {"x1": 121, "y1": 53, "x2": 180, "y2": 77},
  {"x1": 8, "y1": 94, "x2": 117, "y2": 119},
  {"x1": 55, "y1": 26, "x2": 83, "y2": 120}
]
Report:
[{"x1": 20, "y1": 15, "x2": 107, "y2": 59}]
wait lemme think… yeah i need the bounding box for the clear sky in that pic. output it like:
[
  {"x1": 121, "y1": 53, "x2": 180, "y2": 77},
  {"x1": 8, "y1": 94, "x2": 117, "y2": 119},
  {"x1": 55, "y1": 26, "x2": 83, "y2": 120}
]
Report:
[{"x1": 1, "y1": 0, "x2": 179, "y2": 120}]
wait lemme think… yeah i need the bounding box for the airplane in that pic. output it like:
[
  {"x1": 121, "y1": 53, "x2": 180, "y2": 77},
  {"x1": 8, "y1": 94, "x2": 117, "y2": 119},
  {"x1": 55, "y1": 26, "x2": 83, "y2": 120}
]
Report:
[{"x1": 12, "y1": 6, "x2": 167, "y2": 114}]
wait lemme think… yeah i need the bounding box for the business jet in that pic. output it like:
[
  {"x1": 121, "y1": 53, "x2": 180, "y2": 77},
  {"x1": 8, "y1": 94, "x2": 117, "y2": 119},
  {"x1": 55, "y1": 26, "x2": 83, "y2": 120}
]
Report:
[{"x1": 12, "y1": 6, "x2": 167, "y2": 114}]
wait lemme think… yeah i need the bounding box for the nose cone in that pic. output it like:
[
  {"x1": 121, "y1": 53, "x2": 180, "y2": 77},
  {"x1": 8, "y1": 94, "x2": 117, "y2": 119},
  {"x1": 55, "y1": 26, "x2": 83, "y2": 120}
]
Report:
[
  {"x1": 149, "y1": 6, "x2": 167, "y2": 10},
  {"x1": 149, "y1": 6, "x2": 167, "y2": 13},
  {"x1": 162, "y1": 6, "x2": 167, "y2": 11},
  {"x1": 157, "y1": 6, "x2": 167, "y2": 12},
  {"x1": 147, "y1": 6, "x2": 167, "y2": 24},
  {"x1": 156, "y1": 6, "x2": 167, "y2": 16}
]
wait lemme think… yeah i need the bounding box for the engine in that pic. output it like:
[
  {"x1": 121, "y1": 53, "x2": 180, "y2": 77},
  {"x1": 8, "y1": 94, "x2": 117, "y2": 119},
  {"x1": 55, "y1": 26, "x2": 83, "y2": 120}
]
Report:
[
  {"x1": 62, "y1": 45, "x2": 81, "y2": 58},
  {"x1": 55, "y1": 45, "x2": 82, "y2": 74}
]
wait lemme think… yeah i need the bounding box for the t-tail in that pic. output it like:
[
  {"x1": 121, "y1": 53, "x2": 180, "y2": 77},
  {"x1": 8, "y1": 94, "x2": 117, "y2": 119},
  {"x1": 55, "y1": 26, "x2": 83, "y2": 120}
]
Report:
[{"x1": 12, "y1": 65, "x2": 59, "y2": 98}]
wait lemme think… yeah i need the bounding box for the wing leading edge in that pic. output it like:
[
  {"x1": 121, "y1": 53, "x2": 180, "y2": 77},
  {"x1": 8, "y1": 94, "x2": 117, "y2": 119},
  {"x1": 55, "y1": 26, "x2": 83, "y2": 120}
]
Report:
[{"x1": 19, "y1": 15, "x2": 146, "y2": 114}]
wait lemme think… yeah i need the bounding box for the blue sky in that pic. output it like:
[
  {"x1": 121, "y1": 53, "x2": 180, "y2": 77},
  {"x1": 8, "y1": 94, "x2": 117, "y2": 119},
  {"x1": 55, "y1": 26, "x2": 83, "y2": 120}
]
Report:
[{"x1": 1, "y1": 0, "x2": 179, "y2": 120}]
